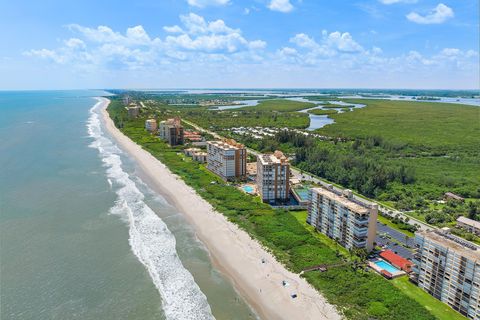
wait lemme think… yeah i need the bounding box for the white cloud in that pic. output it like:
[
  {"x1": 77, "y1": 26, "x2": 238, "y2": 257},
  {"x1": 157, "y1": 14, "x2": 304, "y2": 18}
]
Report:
[
  {"x1": 290, "y1": 33, "x2": 317, "y2": 49},
  {"x1": 64, "y1": 38, "x2": 85, "y2": 49},
  {"x1": 187, "y1": 0, "x2": 230, "y2": 8},
  {"x1": 379, "y1": 0, "x2": 417, "y2": 4},
  {"x1": 23, "y1": 15, "x2": 478, "y2": 89},
  {"x1": 163, "y1": 25, "x2": 184, "y2": 33},
  {"x1": 27, "y1": 14, "x2": 267, "y2": 71},
  {"x1": 406, "y1": 3, "x2": 454, "y2": 24},
  {"x1": 325, "y1": 31, "x2": 363, "y2": 52},
  {"x1": 268, "y1": 0, "x2": 294, "y2": 13}
]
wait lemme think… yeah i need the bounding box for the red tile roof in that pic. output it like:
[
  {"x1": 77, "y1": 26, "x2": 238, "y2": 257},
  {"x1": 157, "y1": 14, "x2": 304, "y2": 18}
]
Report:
[{"x1": 380, "y1": 250, "x2": 412, "y2": 271}]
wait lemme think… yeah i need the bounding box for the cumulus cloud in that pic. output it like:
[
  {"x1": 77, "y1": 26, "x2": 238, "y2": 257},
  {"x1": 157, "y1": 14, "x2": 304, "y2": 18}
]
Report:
[
  {"x1": 26, "y1": 14, "x2": 266, "y2": 70},
  {"x1": 187, "y1": 0, "x2": 230, "y2": 8},
  {"x1": 268, "y1": 0, "x2": 294, "y2": 13},
  {"x1": 406, "y1": 3, "x2": 454, "y2": 24},
  {"x1": 23, "y1": 13, "x2": 478, "y2": 88}
]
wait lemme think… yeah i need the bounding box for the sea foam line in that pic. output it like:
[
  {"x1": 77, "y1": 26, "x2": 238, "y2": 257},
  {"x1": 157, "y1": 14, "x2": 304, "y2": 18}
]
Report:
[{"x1": 87, "y1": 98, "x2": 214, "y2": 320}]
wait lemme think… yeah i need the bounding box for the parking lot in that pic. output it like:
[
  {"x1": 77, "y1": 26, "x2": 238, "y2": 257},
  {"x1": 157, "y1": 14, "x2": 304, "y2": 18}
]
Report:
[{"x1": 375, "y1": 221, "x2": 414, "y2": 260}]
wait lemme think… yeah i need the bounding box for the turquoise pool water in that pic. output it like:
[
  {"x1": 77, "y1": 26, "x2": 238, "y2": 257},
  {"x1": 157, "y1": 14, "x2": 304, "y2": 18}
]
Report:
[
  {"x1": 294, "y1": 187, "x2": 310, "y2": 201},
  {"x1": 243, "y1": 186, "x2": 254, "y2": 193},
  {"x1": 375, "y1": 260, "x2": 399, "y2": 273}
]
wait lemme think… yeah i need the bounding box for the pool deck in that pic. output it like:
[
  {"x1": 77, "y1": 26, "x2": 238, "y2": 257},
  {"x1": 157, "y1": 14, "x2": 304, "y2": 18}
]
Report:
[
  {"x1": 240, "y1": 183, "x2": 258, "y2": 195},
  {"x1": 369, "y1": 259, "x2": 405, "y2": 279},
  {"x1": 291, "y1": 187, "x2": 311, "y2": 206}
]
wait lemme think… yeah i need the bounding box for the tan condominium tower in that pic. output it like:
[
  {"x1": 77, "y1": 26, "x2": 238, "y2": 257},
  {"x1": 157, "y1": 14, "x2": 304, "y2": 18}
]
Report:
[
  {"x1": 159, "y1": 117, "x2": 184, "y2": 146},
  {"x1": 307, "y1": 186, "x2": 378, "y2": 252},
  {"x1": 412, "y1": 229, "x2": 480, "y2": 319},
  {"x1": 207, "y1": 139, "x2": 247, "y2": 181},
  {"x1": 257, "y1": 151, "x2": 290, "y2": 203}
]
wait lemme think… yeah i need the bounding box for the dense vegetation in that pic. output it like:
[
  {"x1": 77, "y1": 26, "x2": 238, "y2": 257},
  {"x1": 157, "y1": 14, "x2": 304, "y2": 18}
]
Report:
[
  {"x1": 237, "y1": 99, "x2": 314, "y2": 112},
  {"x1": 106, "y1": 97, "x2": 449, "y2": 320},
  {"x1": 308, "y1": 109, "x2": 339, "y2": 115},
  {"x1": 232, "y1": 98, "x2": 480, "y2": 227},
  {"x1": 179, "y1": 109, "x2": 310, "y2": 129}
]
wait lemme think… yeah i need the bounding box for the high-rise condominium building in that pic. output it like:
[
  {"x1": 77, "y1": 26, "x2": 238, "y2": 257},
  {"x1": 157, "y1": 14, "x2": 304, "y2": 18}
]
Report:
[
  {"x1": 145, "y1": 119, "x2": 157, "y2": 132},
  {"x1": 159, "y1": 117, "x2": 184, "y2": 146},
  {"x1": 412, "y1": 230, "x2": 480, "y2": 319},
  {"x1": 257, "y1": 151, "x2": 290, "y2": 202},
  {"x1": 307, "y1": 186, "x2": 378, "y2": 251},
  {"x1": 206, "y1": 139, "x2": 246, "y2": 181}
]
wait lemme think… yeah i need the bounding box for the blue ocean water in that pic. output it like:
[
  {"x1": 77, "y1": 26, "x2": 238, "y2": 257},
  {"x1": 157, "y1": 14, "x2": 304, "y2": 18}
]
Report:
[{"x1": 0, "y1": 91, "x2": 256, "y2": 320}]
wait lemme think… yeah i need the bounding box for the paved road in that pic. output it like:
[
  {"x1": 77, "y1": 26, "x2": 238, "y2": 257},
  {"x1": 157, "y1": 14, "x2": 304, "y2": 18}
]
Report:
[{"x1": 181, "y1": 118, "x2": 435, "y2": 234}]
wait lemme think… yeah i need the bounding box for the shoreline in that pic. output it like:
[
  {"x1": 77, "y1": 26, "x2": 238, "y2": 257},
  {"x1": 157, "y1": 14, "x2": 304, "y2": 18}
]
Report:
[{"x1": 98, "y1": 97, "x2": 341, "y2": 320}]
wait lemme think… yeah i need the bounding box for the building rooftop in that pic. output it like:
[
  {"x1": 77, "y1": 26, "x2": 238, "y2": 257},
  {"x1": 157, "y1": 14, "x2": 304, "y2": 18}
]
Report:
[
  {"x1": 207, "y1": 139, "x2": 245, "y2": 151},
  {"x1": 258, "y1": 150, "x2": 289, "y2": 165},
  {"x1": 380, "y1": 250, "x2": 412, "y2": 267},
  {"x1": 416, "y1": 229, "x2": 480, "y2": 262},
  {"x1": 444, "y1": 192, "x2": 465, "y2": 201},
  {"x1": 311, "y1": 187, "x2": 372, "y2": 214},
  {"x1": 161, "y1": 117, "x2": 182, "y2": 127},
  {"x1": 457, "y1": 216, "x2": 480, "y2": 229}
]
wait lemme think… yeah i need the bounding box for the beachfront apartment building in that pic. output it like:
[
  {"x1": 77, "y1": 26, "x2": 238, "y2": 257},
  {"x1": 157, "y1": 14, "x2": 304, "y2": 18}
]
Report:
[
  {"x1": 307, "y1": 186, "x2": 378, "y2": 252},
  {"x1": 207, "y1": 139, "x2": 246, "y2": 181},
  {"x1": 412, "y1": 230, "x2": 480, "y2": 319},
  {"x1": 127, "y1": 104, "x2": 140, "y2": 118},
  {"x1": 145, "y1": 119, "x2": 157, "y2": 132},
  {"x1": 159, "y1": 117, "x2": 184, "y2": 146},
  {"x1": 256, "y1": 151, "x2": 290, "y2": 203}
]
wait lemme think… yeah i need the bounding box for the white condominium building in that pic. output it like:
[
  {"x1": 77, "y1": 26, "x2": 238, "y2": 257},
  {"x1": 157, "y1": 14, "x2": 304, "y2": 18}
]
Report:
[
  {"x1": 412, "y1": 230, "x2": 480, "y2": 319},
  {"x1": 145, "y1": 119, "x2": 157, "y2": 132},
  {"x1": 307, "y1": 186, "x2": 378, "y2": 252},
  {"x1": 159, "y1": 117, "x2": 184, "y2": 146},
  {"x1": 207, "y1": 140, "x2": 247, "y2": 181},
  {"x1": 257, "y1": 151, "x2": 290, "y2": 202}
]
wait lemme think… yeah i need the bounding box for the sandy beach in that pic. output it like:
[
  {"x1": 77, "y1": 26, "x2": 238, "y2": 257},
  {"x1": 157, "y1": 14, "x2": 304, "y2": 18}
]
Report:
[{"x1": 99, "y1": 97, "x2": 341, "y2": 320}]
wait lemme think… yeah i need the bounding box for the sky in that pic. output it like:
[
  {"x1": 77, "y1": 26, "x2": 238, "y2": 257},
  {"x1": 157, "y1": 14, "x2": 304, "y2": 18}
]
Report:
[{"x1": 1, "y1": 0, "x2": 479, "y2": 89}]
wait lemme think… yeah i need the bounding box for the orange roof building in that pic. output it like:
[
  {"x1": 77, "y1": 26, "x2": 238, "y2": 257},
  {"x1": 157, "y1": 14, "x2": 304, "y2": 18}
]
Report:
[{"x1": 380, "y1": 250, "x2": 413, "y2": 273}]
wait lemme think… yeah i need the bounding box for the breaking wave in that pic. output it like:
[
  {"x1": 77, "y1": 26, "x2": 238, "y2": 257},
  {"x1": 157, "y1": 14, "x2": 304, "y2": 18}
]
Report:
[{"x1": 86, "y1": 98, "x2": 214, "y2": 320}]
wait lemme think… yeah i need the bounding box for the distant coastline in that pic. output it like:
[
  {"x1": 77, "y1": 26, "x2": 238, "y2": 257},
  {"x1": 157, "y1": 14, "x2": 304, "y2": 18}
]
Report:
[{"x1": 98, "y1": 97, "x2": 341, "y2": 320}]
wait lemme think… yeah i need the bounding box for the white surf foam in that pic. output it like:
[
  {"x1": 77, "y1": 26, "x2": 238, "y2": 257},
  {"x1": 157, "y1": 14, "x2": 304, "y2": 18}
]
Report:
[{"x1": 86, "y1": 98, "x2": 214, "y2": 320}]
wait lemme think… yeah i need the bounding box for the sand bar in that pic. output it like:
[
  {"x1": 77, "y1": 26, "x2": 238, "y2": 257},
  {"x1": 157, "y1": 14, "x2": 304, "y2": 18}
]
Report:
[{"x1": 99, "y1": 97, "x2": 341, "y2": 320}]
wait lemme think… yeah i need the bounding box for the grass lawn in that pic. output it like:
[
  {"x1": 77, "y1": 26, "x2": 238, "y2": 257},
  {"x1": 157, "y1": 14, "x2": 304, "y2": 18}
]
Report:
[
  {"x1": 290, "y1": 210, "x2": 350, "y2": 257},
  {"x1": 392, "y1": 277, "x2": 467, "y2": 320}
]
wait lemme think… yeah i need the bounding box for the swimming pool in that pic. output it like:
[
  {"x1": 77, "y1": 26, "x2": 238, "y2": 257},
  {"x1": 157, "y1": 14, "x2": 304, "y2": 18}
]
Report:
[
  {"x1": 374, "y1": 260, "x2": 399, "y2": 273},
  {"x1": 243, "y1": 186, "x2": 254, "y2": 193},
  {"x1": 293, "y1": 187, "x2": 310, "y2": 201}
]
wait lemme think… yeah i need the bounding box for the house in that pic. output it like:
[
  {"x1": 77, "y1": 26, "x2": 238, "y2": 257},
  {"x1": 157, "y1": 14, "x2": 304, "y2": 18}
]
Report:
[
  {"x1": 444, "y1": 192, "x2": 465, "y2": 202},
  {"x1": 457, "y1": 216, "x2": 480, "y2": 235},
  {"x1": 380, "y1": 250, "x2": 413, "y2": 273}
]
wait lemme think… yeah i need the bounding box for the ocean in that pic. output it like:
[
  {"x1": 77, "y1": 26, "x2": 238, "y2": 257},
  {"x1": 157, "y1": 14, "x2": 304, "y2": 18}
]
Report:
[{"x1": 0, "y1": 91, "x2": 256, "y2": 320}]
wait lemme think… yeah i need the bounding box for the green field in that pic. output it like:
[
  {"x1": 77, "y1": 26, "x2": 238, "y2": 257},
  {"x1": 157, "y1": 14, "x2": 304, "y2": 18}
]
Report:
[
  {"x1": 392, "y1": 277, "x2": 466, "y2": 320},
  {"x1": 180, "y1": 109, "x2": 310, "y2": 129},
  {"x1": 318, "y1": 99, "x2": 480, "y2": 151},
  {"x1": 241, "y1": 99, "x2": 315, "y2": 112},
  {"x1": 106, "y1": 98, "x2": 443, "y2": 320}
]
